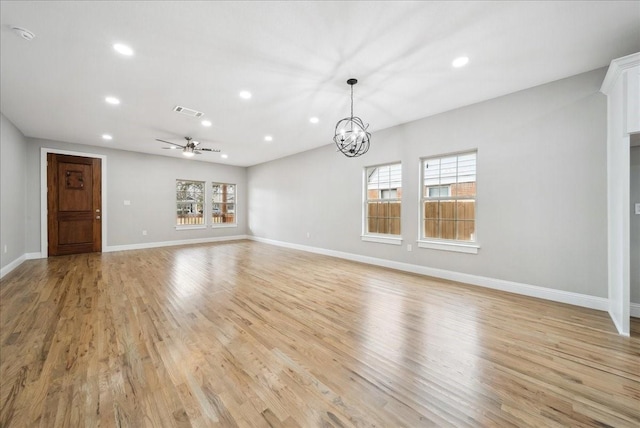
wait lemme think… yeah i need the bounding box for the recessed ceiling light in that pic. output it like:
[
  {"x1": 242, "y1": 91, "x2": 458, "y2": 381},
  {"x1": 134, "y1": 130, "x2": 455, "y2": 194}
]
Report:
[
  {"x1": 201, "y1": 120, "x2": 212, "y2": 127},
  {"x1": 105, "y1": 96, "x2": 120, "y2": 105},
  {"x1": 113, "y1": 43, "x2": 134, "y2": 56},
  {"x1": 221, "y1": 154, "x2": 229, "y2": 159},
  {"x1": 264, "y1": 135, "x2": 273, "y2": 142},
  {"x1": 309, "y1": 117, "x2": 319, "y2": 124},
  {"x1": 452, "y1": 56, "x2": 469, "y2": 68},
  {"x1": 102, "y1": 134, "x2": 113, "y2": 140},
  {"x1": 239, "y1": 90, "x2": 252, "y2": 100}
]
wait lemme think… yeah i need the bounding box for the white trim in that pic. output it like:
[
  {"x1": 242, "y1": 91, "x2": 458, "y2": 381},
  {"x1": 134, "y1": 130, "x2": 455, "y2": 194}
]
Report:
[
  {"x1": 211, "y1": 224, "x2": 238, "y2": 229},
  {"x1": 0, "y1": 254, "x2": 26, "y2": 279},
  {"x1": 0, "y1": 252, "x2": 44, "y2": 280},
  {"x1": 104, "y1": 234, "x2": 248, "y2": 253},
  {"x1": 248, "y1": 236, "x2": 608, "y2": 312},
  {"x1": 26, "y1": 252, "x2": 43, "y2": 259},
  {"x1": 609, "y1": 309, "x2": 630, "y2": 337},
  {"x1": 600, "y1": 52, "x2": 640, "y2": 95},
  {"x1": 40, "y1": 148, "x2": 108, "y2": 257},
  {"x1": 417, "y1": 240, "x2": 479, "y2": 254},
  {"x1": 631, "y1": 303, "x2": 640, "y2": 319},
  {"x1": 361, "y1": 235, "x2": 402, "y2": 245}
]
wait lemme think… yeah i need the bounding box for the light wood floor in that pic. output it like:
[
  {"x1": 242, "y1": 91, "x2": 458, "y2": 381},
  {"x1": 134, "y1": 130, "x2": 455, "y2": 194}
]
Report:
[{"x1": 1, "y1": 240, "x2": 639, "y2": 427}]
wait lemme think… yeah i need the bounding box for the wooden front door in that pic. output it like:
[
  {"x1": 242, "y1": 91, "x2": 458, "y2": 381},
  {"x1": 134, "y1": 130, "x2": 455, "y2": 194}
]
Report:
[{"x1": 47, "y1": 153, "x2": 102, "y2": 256}]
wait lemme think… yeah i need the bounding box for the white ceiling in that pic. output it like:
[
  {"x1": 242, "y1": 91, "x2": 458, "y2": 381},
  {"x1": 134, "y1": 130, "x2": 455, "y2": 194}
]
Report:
[{"x1": 1, "y1": 1, "x2": 639, "y2": 167}]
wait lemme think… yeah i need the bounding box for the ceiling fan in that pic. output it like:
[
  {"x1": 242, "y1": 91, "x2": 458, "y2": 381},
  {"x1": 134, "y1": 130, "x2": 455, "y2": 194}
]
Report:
[{"x1": 157, "y1": 136, "x2": 220, "y2": 157}]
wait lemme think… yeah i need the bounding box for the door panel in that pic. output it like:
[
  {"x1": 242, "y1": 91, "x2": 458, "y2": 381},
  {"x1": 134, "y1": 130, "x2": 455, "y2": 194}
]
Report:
[
  {"x1": 58, "y1": 163, "x2": 92, "y2": 211},
  {"x1": 48, "y1": 154, "x2": 102, "y2": 256},
  {"x1": 58, "y1": 220, "x2": 93, "y2": 245}
]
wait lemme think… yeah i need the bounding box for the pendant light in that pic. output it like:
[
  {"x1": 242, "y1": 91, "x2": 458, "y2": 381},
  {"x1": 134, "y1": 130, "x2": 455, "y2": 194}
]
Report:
[{"x1": 334, "y1": 78, "x2": 371, "y2": 157}]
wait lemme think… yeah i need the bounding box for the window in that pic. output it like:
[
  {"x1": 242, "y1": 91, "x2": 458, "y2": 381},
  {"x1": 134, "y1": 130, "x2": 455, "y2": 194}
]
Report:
[
  {"x1": 211, "y1": 182, "x2": 236, "y2": 226},
  {"x1": 176, "y1": 180, "x2": 205, "y2": 226},
  {"x1": 364, "y1": 163, "x2": 402, "y2": 243},
  {"x1": 420, "y1": 151, "x2": 478, "y2": 252},
  {"x1": 428, "y1": 186, "x2": 450, "y2": 197}
]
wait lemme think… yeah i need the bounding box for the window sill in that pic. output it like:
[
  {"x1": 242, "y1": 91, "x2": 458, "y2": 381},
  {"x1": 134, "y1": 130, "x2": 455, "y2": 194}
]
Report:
[
  {"x1": 175, "y1": 225, "x2": 206, "y2": 231},
  {"x1": 211, "y1": 224, "x2": 238, "y2": 229},
  {"x1": 417, "y1": 240, "x2": 479, "y2": 254},
  {"x1": 361, "y1": 235, "x2": 403, "y2": 246}
]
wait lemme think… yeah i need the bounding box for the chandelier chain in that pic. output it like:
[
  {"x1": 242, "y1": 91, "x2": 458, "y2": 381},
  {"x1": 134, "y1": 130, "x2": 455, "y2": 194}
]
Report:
[{"x1": 350, "y1": 84, "x2": 354, "y2": 119}]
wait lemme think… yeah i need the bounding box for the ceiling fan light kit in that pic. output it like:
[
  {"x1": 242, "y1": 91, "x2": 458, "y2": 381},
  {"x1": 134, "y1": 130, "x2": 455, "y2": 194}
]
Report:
[{"x1": 334, "y1": 78, "x2": 371, "y2": 158}]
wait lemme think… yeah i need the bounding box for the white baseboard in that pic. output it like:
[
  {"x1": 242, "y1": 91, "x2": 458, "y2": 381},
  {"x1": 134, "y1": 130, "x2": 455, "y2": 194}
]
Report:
[
  {"x1": 26, "y1": 252, "x2": 43, "y2": 260},
  {"x1": 631, "y1": 303, "x2": 640, "y2": 318},
  {"x1": 0, "y1": 254, "x2": 27, "y2": 279},
  {"x1": 104, "y1": 235, "x2": 249, "y2": 253},
  {"x1": 609, "y1": 309, "x2": 630, "y2": 337},
  {"x1": 248, "y1": 236, "x2": 609, "y2": 312}
]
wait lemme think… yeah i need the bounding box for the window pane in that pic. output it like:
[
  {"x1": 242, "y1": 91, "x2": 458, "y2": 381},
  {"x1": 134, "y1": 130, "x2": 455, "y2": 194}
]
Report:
[
  {"x1": 424, "y1": 201, "x2": 438, "y2": 219},
  {"x1": 439, "y1": 220, "x2": 456, "y2": 240},
  {"x1": 365, "y1": 164, "x2": 402, "y2": 236},
  {"x1": 377, "y1": 218, "x2": 388, "y2": 234},
  {"x1": 421, "y1": 152, "x2": 476, "y2": 242},
  {"x1": 424, "y1": 219, "x2": 438, "y2": 238},
  {"x1": 367, "y1": 202, "x2": 377, "y2": 220},
  {"x1": 389, "y1": 201, "x2": 401, "y2": 219},
  {"x1": 176, "y1": 180, "x2": 204, "y2": 225},
  {"x1": 367, "y1": 217, "x2": 377, "y2": 234},
  {"x1": 389, "y1": 218, "x2": 401, "y2": 235},
  {"x1": 439, "y1": 201, "x2": 456, "y2": 220},
  {"x1": 457, "y1": 200, "x2": 475, "y2": 220},
  {"x1": 211, "y1": 182, "x2": 237, "y2": 225},
  {"x1": 456, "y1": 220, "x2": 475, "y2": 241},
  {"x1": 428, "y1": 186, "x2": 449, "y2": 197},
  {"x1": 423, "y1": 158, "x2": 441, "y2": 188}
]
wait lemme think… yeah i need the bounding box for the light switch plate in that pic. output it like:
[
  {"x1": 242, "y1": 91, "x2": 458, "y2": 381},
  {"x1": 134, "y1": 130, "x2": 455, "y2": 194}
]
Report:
[{"x1": 635, "y1": 203, "x2": 640, "y2": 215}]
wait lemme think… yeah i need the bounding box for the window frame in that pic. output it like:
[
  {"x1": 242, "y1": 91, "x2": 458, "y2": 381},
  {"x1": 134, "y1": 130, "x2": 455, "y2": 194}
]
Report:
[
  {"x1": 362, "y1": 162, "x2": 403, "y2": 246},
  {"x1": 175, "y1": 179, "x2": 207, "y2": 230},
  {"x1": 418, "y1": 150, "x2": 479, "y2": 254},
  {"x1": 211, "y1": 182, "x2": 238, "y2": 228}
]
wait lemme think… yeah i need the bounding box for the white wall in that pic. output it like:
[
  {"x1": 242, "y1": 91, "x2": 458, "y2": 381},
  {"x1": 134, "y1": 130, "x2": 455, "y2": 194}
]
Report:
[
  {"x1": 248, "y1": 68, "x2": 608, "y2": 298},
  {"x1": 631, "y1": 145, "x2": 640, "y2": 304},
  {"x1": 0, "y1": 113, "x2": 27, "y2": 272},
  {"x1": 24, "y1": 138, "x2": 247, "y2": 253}
]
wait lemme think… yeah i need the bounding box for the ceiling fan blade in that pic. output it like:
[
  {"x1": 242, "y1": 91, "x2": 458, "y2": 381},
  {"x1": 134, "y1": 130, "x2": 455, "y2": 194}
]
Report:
[
  {"x1": 156, "y1": 138, "x2": 185, "y2": 148},
  {"x1": 199, "y1": 148, "x2": 221, "y2": 152}
]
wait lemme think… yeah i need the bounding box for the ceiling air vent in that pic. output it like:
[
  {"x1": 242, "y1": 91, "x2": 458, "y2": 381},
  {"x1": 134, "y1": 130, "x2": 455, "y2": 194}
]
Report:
[{"x1": 173, "y1": 106, "x2": 204, "y2": 118}]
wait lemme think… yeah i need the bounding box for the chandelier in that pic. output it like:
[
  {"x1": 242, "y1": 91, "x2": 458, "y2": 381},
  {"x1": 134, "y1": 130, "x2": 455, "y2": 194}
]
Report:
[{"x1": 334, "y1": 78, "x2": 370, "y2": 157}]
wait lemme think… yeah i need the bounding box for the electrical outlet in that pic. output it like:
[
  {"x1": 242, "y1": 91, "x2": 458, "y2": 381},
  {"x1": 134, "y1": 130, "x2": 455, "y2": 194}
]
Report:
[
  {"x1": 142, "y1": 230, "x2": 147, "y2": 236},
  {"x1": 407, "y1": 244, "x2": 412, "y2": 252},
  {"x1": 124, "y1": 200, "x2": 131, "y2": 206},
  {"x1": 635, "y1": 203, "x2": 640, "y2": 215},
  {"x1": 306, "y1": 232, "x2": 310, "y2": 238},
  {"x1": 3, "y1": 245, "x2": 7, "y2": 254}
]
